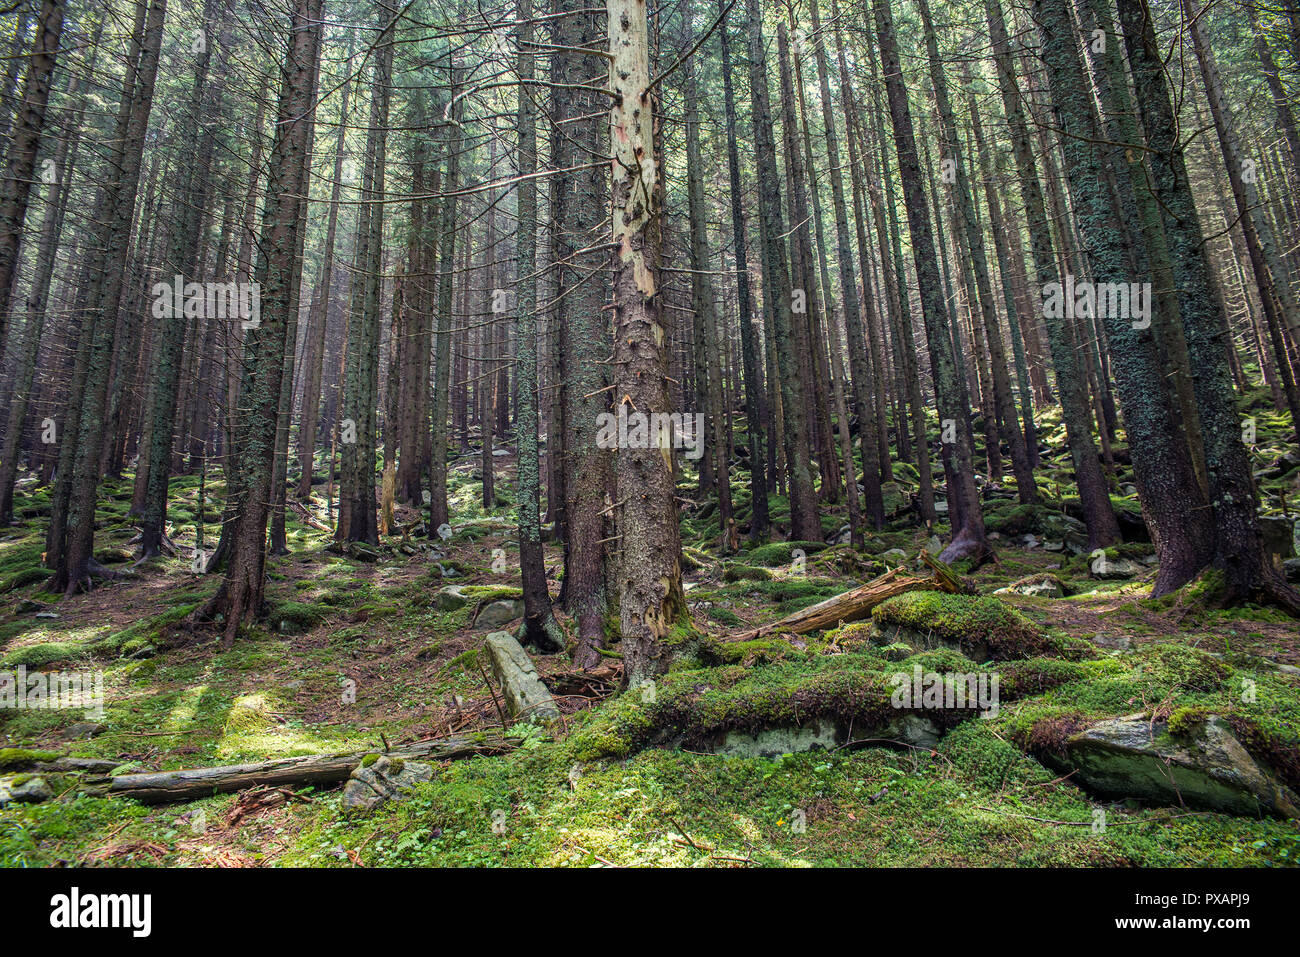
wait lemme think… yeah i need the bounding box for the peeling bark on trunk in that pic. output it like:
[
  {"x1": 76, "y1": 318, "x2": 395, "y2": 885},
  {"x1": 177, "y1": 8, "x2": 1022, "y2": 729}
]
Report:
[{"x1": 608, "y1": 0, "x2": 686, "y2": 687}]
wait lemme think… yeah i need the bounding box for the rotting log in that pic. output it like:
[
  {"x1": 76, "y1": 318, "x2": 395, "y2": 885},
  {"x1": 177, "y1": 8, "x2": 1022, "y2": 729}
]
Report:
[
  {"x1": 724, "y1": 555, "x2": 972, "y2": 642},
  {"x1": 103, "y1": 735, "x2": 520, "y2": 804}
]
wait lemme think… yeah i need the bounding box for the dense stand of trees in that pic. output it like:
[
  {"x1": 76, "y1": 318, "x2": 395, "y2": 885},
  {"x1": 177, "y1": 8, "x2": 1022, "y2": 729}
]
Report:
[{"x1": 1, "y1": 0, "x2": 1298, "y2": 683}]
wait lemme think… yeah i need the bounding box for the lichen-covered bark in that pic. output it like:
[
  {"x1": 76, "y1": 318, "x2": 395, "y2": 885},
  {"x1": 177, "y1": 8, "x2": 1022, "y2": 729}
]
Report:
[
  {"x1": 984, "y1": 0, "x2": 1118, "y2": 549},
  {"x1": 1032, "y1": 0, "x2": 1211, "y2": 593},
  {"x1": 1120, "y1": 0, "x2": 1300, "y2": 612},
  {"x1": 0, "y1": 0, "x2": 63, "y2": 349},
  {"x1": 554, "y1": 0, "x2": 613, "y2": 666},
  {"x1": 55, "y1": 0, "x2": 167, "y2": 594},
  {"x1": 515, "y1": 0, "x2": 564, "y2": 652},
  {"x1": 684, "y1": 60, "x2": 734, "y2": 546}
]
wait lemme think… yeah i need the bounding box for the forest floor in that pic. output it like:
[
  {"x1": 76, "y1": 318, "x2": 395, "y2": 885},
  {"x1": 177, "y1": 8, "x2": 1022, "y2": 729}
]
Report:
[{"x1": 2, "y1": 397, "x2": 1300, "y2": 867}]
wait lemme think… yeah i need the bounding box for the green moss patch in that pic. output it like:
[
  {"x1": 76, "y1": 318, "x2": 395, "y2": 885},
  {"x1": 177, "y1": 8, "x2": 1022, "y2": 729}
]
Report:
[
  {"x1": 872, "y1": 592, "x2": 1052, "y2": 660},
  {"x1": 742, "y1": 541, "x2": 827, "y2": 567},
  {"x1": 565, "y1": 654, "x2": 982, "y2": 762},
  {"x1": 0, "y1": 747, "x2": 59, "y2": 770}
]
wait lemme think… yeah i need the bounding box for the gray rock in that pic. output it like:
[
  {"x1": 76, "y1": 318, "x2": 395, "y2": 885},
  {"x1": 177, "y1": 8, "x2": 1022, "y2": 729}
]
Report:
[
  {"x1": 1259, "y1": 515, "x2": 1297, "y2": 560},
  {"x1": 346, "y1": 541, "x2": 381, "y2": 562},
  {"x1": 922, "y1": 535, "x2": 944, "y2": 555},
  {"x1": 1090, "y1": 557, "x2": 1144, "y2": 580},
  {"x1": 1283, "y1": 557, "x2": 1300, "y2": 584},
  {"x1": 484, "y1": 630, "x2": 559, "y2": 722},
  {"x1": 880, "y1": 548, "x2": 908, "y2": 565},
  {"x1": 1044, "y1": 714, "x2": 1298, "y2": 819},
  {"x1": 1091, "y1": 633, "x2": 1133, "y2": 652},
  {"x1": 0, "y1": 775, "x2": 53, "y2": 805},
  {"x1": 58, "y1": 722, "x2": 104, "y2": 741},
  {"x1": 717, "y1": 720, "x2": 841, "y2": 759},
  {"x1": 995, "y1": 574, "x2": 1065, "y2": 599},
  {"x1": 342, "y1": 755, "x2": 434, "y2": 811},
  {"x1": 15, "y1": 599, "x2": 47, "y2": 615},
  {"x1": 436, "y1": 585, "x2": 471, "y2": 611},
  {"x1": 475, "y1": 598, "x2": 525, "y2": 628},
  {"x1": 707, "y1": 714, "x2": 940, "y2": 759}
]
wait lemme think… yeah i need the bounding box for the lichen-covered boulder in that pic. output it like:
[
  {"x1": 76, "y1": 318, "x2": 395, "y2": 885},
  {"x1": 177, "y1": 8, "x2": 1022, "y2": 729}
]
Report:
[
  {"x1": 1044, "y1": 714, "x2": 1298, "y2": 820},
  {"x1": 475, "y1": 598, "x2": 525, "y2": 628},
  {"x1": 484, "y1": 631, "x2": 560, "y2": 721},
  {"x1": 0, "y1": 774, "x2": 52, "y2": 806},
  {"x1": 342, "y1": 755, "x2": 433, "y2": 811},
  {"x1": 1089, "y1": 557, "x2": 1144, "y2": 580},
  {"x1": 995, "y1": 573, "x2": 1067, "y2": 599},
  {"x1": 435, "y1": 584, "x2": 470, "y2": 610}
]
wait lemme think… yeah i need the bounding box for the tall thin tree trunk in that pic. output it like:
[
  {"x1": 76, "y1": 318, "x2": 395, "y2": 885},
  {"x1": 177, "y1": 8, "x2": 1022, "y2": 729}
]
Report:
[{"x1": 609, "y1": 0, "x2": 686, "y2": 686}]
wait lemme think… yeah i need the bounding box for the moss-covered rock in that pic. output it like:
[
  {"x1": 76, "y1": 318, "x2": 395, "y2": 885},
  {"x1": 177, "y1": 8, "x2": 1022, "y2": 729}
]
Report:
[
  {"x1": 742, "y1": 540, "x2": 827, "y2": 567},
  {"x1": 871, "y1": 592, "x2": 1052, "y2": 660},
  {"x1": 1039, "y1": 714, "x2": 1298, "y2": 819},
  {"x1": 1, "y1": 642, "x2": 84, "y2": 668},
  {"x1": 722, "y1": 564, "x2": 773, "y2": 582},
  {"x1": 0, "y1": 748, "x2": 59, "y2": 770},
  {"x1": 564, "y1": 654, "x2": 981, "y2": 762},
  {"x1": 266, "y1": 600, "x2": 331, "y2": 632}
]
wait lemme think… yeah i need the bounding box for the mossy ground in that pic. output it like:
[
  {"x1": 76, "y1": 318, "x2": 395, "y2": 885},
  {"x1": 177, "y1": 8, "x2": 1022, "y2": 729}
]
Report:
[{"x1": 2, "y1": 400, "x2": 1298, "y2": 867}]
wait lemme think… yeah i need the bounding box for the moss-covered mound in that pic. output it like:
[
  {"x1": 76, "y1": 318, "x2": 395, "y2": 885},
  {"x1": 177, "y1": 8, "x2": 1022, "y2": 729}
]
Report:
[
  {"x1": 871, "y1": 591, "x2": 1056, "y2": 660},
  {"x1": 1000, "y1": 644, "x2": 1300, "y2": 792},
  {"x1": 742, "y1": 541, "x2": 827, "y2": 567},
  {"x1": 565, "y1": 653, "x2": 990, "y2": 761}
]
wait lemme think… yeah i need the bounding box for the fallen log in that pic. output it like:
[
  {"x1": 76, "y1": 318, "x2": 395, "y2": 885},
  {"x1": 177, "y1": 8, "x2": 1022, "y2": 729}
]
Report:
[
  {"x1": 288, "y1": 499, "x2": 330, "y2": 532},
  {"x1": 723, "y1": 554, "x2": 972, "y2": 643},
  {"x1": 103, "y1": 734, "x2": 520, "y2": 804}
]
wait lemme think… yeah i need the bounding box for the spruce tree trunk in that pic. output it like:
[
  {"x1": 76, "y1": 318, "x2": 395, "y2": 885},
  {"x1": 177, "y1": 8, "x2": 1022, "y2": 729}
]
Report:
[
  {"x1": 1120, "y1": 0, "x2": 1300, "y2": 612},
  {"x1": 684, "y1": 60, "x2": 735, "y2": 549},
  {"x1": 0, "y1": 16, "x2": 94, "y2": 525},
  {"x1": 807, "y1": 0, "x2": 884, "y2": 527},
  {"x1": 427, "y1": 55, "x2": 462, "y2": 535},
  {"x1": 609, "y1": 0, "x2": 686, "y2": 687},
  {"x1": 717, "y1": 0, "x2": 770, "y2": 540},
  {"x1": 198, "y1": 0, "x2": 322, "y2": 636},
  {"x1": 744, "y1": 0, "x2": 820, "y2": 543},
  {"x1": 1186, "y1": 0, "x2": 1300, "y2": 428},
  {"x1": 54, "y1": 0, "x2": 167, "y2": 594},
  {"x1": 552, "y1": 0, "x2": 612, "y2": 665},
  {"x1": 873, "y1": 0, "x2": 989, "y2": 564},
  {"x1": 776, "y1": 24, "x2": 838, "y2": 506},
  {"x1": 1033, "y1": 0, "x2": 1212, "y2": 593},
  {"x1": 296, "y1": 59, "x2": 352, "y2": 501},
  {"x1": 339, "y1": 14, "x2": 393, "y2": 546},
  {"x1": 514, "y1": 0, "x2": 564, "y2": 651},
  {"x1": 0, "y1": 0, "x2": 63, "y2": 350},
  {"x1": 139, "y1": 0, "x2": 221, "y2": 560},
  {"x1": 984, "y1": 0, "x2": 1118, "y2": 548},
  {"x1": 916, "y1": 0, "x2": 1035, "y2": 505},
  {"x1": 860, "y1": 22, "x2": 935, "y2": 523}
]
